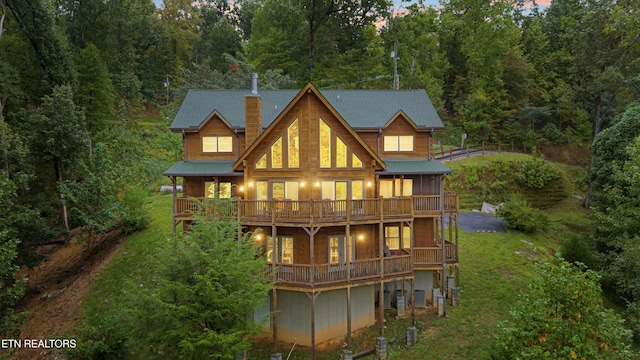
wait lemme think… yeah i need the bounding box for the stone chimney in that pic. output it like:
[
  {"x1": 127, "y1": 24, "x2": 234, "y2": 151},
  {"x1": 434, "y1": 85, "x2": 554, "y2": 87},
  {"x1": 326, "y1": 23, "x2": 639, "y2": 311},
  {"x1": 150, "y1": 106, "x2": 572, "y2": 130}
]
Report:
[{"x1": 245, "y1": 73, "x2": 262, "y2": 146}]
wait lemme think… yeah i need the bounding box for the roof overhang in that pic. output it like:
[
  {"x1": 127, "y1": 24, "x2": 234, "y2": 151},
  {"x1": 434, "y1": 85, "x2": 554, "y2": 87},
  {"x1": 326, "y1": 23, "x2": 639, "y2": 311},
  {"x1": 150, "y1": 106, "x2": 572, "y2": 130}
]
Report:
[
  {"x1": 377, "y1": 158, "x2": 452, "y2": 175},
  {"x1": 163, "y1": 160, "x2": 242, "y2": 177}
]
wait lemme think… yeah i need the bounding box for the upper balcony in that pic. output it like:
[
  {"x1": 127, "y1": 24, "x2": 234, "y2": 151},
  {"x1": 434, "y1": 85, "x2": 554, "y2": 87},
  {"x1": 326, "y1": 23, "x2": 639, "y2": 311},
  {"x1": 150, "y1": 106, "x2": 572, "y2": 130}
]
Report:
[{"x1": 174, "y1": 194, "x2": 459, "y2": 226}]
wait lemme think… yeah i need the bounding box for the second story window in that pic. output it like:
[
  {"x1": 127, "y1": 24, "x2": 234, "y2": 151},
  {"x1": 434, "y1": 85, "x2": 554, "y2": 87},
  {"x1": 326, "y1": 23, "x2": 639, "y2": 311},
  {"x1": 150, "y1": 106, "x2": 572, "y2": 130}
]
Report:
[
  {"x1": 202, "y1": 136, "x2": 233, "y2": 153},
  {"x1": 379, "y1": 179, "x2": 413, "y2": 197},
  {"x1": 384, "y1": 135, "x2": 413, "y2": 152},
  {"x1": 205, "y1": 181, "x2": 232, "y2": 198},
  {"x1": 271, "y1": 137, "x2": 283, "y2": 168},
  {"x1": 319, "y1": 118, "x2": 331, "y2": 168},
  {"x1": 336, "y1": 137, "x2": 347, "y2": 168},
  {"x1": 288, "y1": 119, "x2": 299, "y2": 168}
]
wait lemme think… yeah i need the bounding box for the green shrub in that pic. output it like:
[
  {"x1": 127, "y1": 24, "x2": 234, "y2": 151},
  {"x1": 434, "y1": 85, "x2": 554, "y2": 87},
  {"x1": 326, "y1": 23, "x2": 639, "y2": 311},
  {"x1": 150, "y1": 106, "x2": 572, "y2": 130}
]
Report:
[
  {"x1": 66, "y1": 308, "x2": 131, "y2": 360},
  {"x1": 119, "y1": 185, "x2": 150, "y2": 234},
  {"x1": 498, "y1": 194, "x2": 549, "y2": 233},
  {"x1": 514, "y1": 154, "x2": 560, "y2": 189},
  {"x1": 560, "y1": 234, "x2": 595, "y2": 268},
  {"x1": 541, "y1": 123, "x2": 569, "y2": 145},
  {"x1": 493, "y1": 259, "x2": 635, "y2": 359}
]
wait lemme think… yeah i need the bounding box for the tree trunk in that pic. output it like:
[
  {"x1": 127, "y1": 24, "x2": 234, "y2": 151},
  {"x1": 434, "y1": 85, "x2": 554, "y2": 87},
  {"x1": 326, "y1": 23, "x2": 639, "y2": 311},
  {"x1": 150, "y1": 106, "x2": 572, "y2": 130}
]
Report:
[
  {"x1": 54, "y1": 158, "x2": 71, "y2": 244},
  {"x1": 309, "y1": 19, "x2": 315, "y2": 80},
  {"x1": 584, "y1": 92, "x2": 604, "y2": 209}
]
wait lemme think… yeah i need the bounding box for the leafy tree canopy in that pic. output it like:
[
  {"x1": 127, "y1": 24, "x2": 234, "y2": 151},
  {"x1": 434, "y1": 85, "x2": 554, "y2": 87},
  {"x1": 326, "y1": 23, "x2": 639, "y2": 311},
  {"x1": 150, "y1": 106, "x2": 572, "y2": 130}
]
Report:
[
  {"x1": 493, "y1": 258, "x2": 635, "y2": 360},
  {"x1": 132, "y1": 207, "x2": 271, "y2": 358}
]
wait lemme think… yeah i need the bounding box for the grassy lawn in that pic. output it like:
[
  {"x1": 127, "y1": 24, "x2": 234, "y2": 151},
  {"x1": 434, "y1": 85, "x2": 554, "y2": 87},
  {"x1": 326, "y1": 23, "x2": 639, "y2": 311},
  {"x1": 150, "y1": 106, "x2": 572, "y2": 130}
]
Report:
[
  {"x1": 76, "y1": 194, "x2": 174, "y2": 334},
  {"x1": 75, "y1": 153, "x2": 591, "y2": 359}
]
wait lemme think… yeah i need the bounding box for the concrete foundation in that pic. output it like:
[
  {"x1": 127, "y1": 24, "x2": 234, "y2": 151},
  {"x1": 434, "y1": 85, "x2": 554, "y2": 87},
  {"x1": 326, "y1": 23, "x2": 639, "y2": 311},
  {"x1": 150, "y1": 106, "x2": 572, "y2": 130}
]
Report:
[
  {"x1": 375, "y1": 337, "x2": 387, "y2": 360},
  {"x1": 407, "y1": 326, "x2": 417, "y2": 346},
  {"x1": 274, "y1": 285, "x2": 375, "y2": 346},
  {"x1": 415, "y1": 270, "x2": 434, "y2": 303}
]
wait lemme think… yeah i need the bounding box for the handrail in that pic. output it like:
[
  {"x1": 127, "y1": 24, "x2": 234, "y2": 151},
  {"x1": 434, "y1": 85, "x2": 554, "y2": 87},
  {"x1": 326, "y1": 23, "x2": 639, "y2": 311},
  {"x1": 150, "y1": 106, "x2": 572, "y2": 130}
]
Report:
[
  {"x1": 175, "y1": 195, "x2": 458, "y2": 222},
  {"x1": 271, "y1": 255, "x2": 420, "y2": 286},
  {"x1": 414, "y1": 244, "x2": 458, "y2": 265}
]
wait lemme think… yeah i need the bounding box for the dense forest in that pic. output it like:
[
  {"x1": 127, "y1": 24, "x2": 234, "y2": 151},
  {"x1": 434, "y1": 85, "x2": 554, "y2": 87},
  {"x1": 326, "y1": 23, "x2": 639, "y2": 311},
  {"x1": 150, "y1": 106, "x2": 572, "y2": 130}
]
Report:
[{"x1": 1, "y1": 0, "x2": 640, "y2": 353}]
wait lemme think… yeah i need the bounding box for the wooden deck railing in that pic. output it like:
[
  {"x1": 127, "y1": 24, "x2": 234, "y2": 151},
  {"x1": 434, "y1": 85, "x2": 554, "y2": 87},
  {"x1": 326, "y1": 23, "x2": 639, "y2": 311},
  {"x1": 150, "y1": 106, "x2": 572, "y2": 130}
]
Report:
[
  {"x1": 175, "y1": 197, "x2": 238, "y2": 218},
  {"x1": 414, "y1": 244, "x2": 458, "y2": 266},
  {"x1": 269, "y1": 254, "x2": 418, "y2": 286},
  {"x1": 175, "y1": 195, "x2": 458, "y2": 223},
  {"x1": 383, "y1": 255, "x2": 412, "y2": 275},
  {"x1": 413, "y1": 194, "x2": 459, "y2": 214}
]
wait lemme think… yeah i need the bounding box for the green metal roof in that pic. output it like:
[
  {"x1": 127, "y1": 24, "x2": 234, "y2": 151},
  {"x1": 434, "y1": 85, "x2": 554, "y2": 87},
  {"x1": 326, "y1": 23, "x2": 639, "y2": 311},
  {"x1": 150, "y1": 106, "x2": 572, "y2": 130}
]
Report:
[
  {"x1": 378, "y1": 159, "x2": 452, "y2": 175},
  {"x1": 164, "y1": 159, "x2": 450, "y2": 177},
  {"x1": 170, "y1": 88, "x2": 444, "y2": 131},
  {"x1": 163, "y1": 160, "x2": 241, "y2": 177}
]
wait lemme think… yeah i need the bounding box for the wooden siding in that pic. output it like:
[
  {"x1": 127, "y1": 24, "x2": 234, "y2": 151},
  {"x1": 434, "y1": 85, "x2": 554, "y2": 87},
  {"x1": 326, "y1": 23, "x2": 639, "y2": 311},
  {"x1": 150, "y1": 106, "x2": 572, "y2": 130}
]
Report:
[
  {"x1": 414, "y1": 218, "x2": 436, "y2": 247},
  {"x1": 241, "y1": 92, "x2": 380, "y2": 200}
]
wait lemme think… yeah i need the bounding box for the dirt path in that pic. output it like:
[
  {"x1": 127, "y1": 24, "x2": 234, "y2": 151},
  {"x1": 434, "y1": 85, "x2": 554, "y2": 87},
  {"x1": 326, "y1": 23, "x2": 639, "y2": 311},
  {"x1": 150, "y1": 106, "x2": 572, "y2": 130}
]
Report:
[{"x1": 8, "y1": 232, "x2": 123, "y2": 360}]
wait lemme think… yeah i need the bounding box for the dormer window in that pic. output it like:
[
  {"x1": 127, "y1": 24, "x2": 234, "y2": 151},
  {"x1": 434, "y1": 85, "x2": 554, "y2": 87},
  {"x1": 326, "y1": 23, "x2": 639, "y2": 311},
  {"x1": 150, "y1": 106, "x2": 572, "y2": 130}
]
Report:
[
  {"x1": 384, "y1": 135, "x2": 413, "y2": 152},
  {"x1": 202, "y1": 136, "x2": 233, "y2": 153}
]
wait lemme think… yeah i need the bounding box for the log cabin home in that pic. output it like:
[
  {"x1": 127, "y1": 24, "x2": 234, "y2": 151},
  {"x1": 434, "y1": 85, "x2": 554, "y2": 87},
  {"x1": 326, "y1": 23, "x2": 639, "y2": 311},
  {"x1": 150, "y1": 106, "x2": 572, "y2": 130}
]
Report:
[{"x1": 163, "y1": 76, "x2": 459, "y2": 353}]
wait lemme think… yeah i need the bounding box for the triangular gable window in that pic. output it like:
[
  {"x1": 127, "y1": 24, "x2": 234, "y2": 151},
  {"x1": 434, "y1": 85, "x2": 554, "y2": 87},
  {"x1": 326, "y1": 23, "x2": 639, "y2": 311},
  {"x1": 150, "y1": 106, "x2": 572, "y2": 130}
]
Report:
[
  {"x1": 256, "y1": 153, "x2": 267, "y2": 169},
  {"x1": 352, "y1": 153, "x2": 363, "y2": 168}
]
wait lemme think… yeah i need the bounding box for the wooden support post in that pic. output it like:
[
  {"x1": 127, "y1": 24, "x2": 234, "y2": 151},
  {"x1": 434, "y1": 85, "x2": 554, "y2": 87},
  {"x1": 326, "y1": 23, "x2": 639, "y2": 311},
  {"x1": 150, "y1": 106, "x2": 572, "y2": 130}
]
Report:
[
  {"x1": 271, "y1": 288, "x2": 278, "y2": 354},
  {"x1": 440, "y1": 175, "x2": 447, "y2": 317},
  {"x1": 347, "y1": 285, "x2": 352, "y2": 348},
  {"x1": 379, "y1": 280, "x2": 385, "y2": 337},
  {"x1": 346, "y1": 223, "x2": 352, "y2": 349},
  {"x1": 410, "y1": 278, "x2": 415, "y2": 324},
  {"x1": 271, "y1": 224, "x2": 278, "y2": 353},
  {"x1": 379, "y1": 221, "x2": 384, "y2": 337},
  {"x1": 171, "y1": 176, "x2": 177, "y2": 234}
]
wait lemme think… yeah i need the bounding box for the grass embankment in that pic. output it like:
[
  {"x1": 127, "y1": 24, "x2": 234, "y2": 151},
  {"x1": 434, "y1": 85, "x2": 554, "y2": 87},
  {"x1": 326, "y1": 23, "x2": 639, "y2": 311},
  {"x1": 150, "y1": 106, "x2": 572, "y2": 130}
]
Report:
[
  {"x1": 445, "y1": 153, "x2": 583, "y2": 210},
  {"x1": 74, "y1": 154, "x2": 590, "y2": 359}
]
